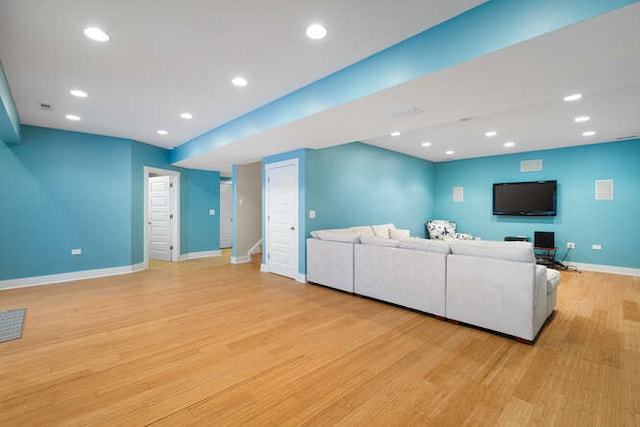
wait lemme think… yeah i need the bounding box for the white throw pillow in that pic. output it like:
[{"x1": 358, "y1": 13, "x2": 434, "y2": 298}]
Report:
[
  {"x1": 351, "y1": 225, "x2": 375, "y2": 237},
  {"x1": 398, "y1": 237, "x2": 451, "y2": 254},
  {"x1": 372, "y1": 223, "x2": 396, "y2": 239},
  {"x1": 389, "y1": 228, "x2": 410, "y2": 240},
  {"x1": 360, "y1": 235, "x2": 399, "y2": 247},
  {"x1": 310, "y1": 228, "x2": 354, "y2": 239},
  {"x1": 312, "y1": 230, "x2": 360, "y2": 243}
]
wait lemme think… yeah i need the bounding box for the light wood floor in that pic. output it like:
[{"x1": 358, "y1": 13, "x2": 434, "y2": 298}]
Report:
[{"x1": 1, "y1": 254, "x2": 639, "y2": 426}]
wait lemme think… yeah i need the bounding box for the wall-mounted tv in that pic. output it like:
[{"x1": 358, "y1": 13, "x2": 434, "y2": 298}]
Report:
[{"x1": 493, "y1": 180, "x2": 557, "y2": 216}]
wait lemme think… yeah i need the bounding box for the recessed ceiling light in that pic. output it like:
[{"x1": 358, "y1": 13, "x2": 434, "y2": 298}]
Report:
[
  {"x1": 232, "y1": 76, "x2": 248, "y2": 87},
  {"x1": 84, "y1": 27, "x2": 110, "y2": 42},
  {"x1": 445, "y1": 150, "x2": 454, "y2": 156},
  {"x1": 306, "y1": 24, "x2": 327, "y2": 40},
  {"x1": 65, "y1": 114, "x2": 81, "y2": 121},
  {"x1": 563, "y1": 93, "x2": 582, "y2": 102},
  {"x1": 180, "y1": 112, "x2": 193, "y2": 120},
  {"x1": 504, "y1": 141, "x2": 515, "y2": 148},
  {"x1": 157, "y1": 130, "x2": 168, "y2": 135},
  {"x1": 485, "y1": 131, "x2": 497, "y2": 137},
  {"x1": 390, "y1": 131, "x2": 401, "y2": 137},
  {"x1": 574, "y1": 116, "x2": 590, "y2": 123},
  {"x1": 421, "y1": 141, "x2": 432, "y2": 147},
  {"x1": 70, "y1": 89, "x2": 88, "y2": 98},
  {"x1": 582, "y1": 131, "x2": 596, "y2": 137}
]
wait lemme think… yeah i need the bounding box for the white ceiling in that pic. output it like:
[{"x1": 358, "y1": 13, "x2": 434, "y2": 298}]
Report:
[
  {"x1": 2, "y1": 1, "x2": 639, "y2": 176},
  {"x1": 0, "y1": 0, "x2": 483, "y2": 147}
]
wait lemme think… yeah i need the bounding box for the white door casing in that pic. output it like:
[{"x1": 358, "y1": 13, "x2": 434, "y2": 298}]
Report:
[
  {"x1": 148, "y1": 176, "x2": 173, "y2": 261},
  {"x1": 143, "y1": 167, "x2": 180, "y2": 267},
  {"x1": 265, "y1": 159, "x2": 299, "y2": 280},
  {"x1": 220, "y1": 181, "x2": 233, "y2": 248}
]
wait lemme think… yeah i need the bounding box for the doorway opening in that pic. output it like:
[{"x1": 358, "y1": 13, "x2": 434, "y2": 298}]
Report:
[{"x1": 143, "y1": 167, "x2": 181, "y2": 269}]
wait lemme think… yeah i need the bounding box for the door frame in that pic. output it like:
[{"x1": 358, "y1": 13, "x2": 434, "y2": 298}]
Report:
[
  {"x1": 143, "y1": 166, "x2": 181, "y2": 268},
  {"x1": 219, "y1": 181, "x2": 233, "y2": 249},
  {"x1": 264, "y1": 158, "x2": 301, "y2": 281}
]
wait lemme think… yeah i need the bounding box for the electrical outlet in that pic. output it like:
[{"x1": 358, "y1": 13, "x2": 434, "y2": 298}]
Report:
[
  {"x1": 592, "y1": 244, "x2": 602, "y2": 250},
  {"x1": 567, "y1": 242, "x2": 575, "y2": 249},
  {"x1": 209, "y1": 209, "x2": 215, "y2": 215},
  {"x1": 71, "y1": 249, "x2": 82, "y2": 255}
]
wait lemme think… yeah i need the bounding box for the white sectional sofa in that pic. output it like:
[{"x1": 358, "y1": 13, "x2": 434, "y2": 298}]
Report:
[
  {"x1": 355, "y1": 237, "x2": 449, "y2": 317},
  {"x1": 446, "y1": 240, "x2": 549, "y2": 341},
  {"x1": 306, "y1": 224, "x2": 560, "y2": 342}
]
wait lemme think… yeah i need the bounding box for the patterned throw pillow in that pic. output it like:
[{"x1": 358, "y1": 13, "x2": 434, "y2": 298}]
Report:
[{"x1": 427, "y1": 220, "x2": 457, "y2": 240}]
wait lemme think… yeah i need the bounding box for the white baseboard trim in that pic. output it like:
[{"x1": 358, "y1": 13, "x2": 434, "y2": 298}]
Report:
[
  {"x1": 0, "y1": 263, "x2": 146, "y2": 291},
  {"x1": 565, "y1": 262, "x2": 640, "y2": 277},
  {"x1": 179, "y1": 250, "x2": 221, "y2": 261},
  {"x1": 258, "y1": 264, "x2": 306, "y2": 283},
  {"x1": 231, "y1": 255, "x2": 251, "y2": 264}
]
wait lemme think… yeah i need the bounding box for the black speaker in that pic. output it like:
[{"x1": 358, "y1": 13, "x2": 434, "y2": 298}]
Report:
[
  {"x1": 534, "y1": 231, "x2": 555, "y2": 249},
  {"x1": 505, "y1": 236, "x2": 530, "y2": 242}
]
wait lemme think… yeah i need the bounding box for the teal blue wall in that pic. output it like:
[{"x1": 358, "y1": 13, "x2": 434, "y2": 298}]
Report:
[
  {"x1": 1, "y1": 126, "x2": 220, "y2": 281},
  {"x1": 1, "y1": 126, "x2": 133, "y2": 279},
  {"x1": 306, "y1": 143, "x2": 435, "y2": 238},
  {"x1": 434, "y1": 140, "x2": 640, "y2": 269},
  {"x1": 183, "y1": 169, "x2": 220, "y2": 253}
]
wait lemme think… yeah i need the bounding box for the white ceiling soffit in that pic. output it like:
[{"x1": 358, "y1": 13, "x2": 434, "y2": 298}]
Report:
[
  {"x1": 176, "y1": 2, "x2": 640, "y2": 174},
  {"x1": 0, "y1": 0, "x2": 485, "y2": 149}
]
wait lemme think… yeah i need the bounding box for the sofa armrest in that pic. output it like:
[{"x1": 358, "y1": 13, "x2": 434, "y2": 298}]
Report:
[
  {"x1": 533, "y1": 265, "x2": 548, "y2": 334},
  {"x1": 306, "y1": 238, "x2": 355, "y2": 292},
  {"x1": 446, "y1": 255, "x2": 538, "y2": 340}
]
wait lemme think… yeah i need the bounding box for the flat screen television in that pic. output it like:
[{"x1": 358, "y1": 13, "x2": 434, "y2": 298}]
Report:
[{"x1": 493, "y1": 180, "x2": 557, "y2": 216}]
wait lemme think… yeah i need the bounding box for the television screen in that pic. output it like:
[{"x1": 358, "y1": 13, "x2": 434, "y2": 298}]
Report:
[{"x1": 493, "y1": 180, "x2": 557, "y2": 216}]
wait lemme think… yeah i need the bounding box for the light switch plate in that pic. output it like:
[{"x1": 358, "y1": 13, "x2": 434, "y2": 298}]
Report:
[{"x1": 309, "y1": 210, "x2": 316, "y2": 219}]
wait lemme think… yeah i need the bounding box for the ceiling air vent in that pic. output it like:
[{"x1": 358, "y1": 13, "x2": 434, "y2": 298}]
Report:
[
  {"x1": 521, "y1": 159, "x2": 542, "y2": 172},
  {"x1": 390, "y1": 106, "x2": 423, "y2": 119},
  {"x1": 39, "y1": 102, "x2": 52, "y2": 111}
]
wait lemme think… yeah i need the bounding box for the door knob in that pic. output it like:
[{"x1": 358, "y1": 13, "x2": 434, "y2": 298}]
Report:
[{"x1": 290, "y1": 226, "x2": 295, "y2": 231}]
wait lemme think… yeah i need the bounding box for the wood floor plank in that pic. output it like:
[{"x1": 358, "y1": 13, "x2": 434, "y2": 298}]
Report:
[{"x1": 1, "y1": 254, "x2": 639, "y2": 425}]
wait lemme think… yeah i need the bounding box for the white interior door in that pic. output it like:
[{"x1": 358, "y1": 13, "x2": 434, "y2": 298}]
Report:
[
  {"x1": 266, "y1": 159, "x2": 299, "y2": 280},
  {"x1": 220, "y1": 182, "x2": 233, "y2": 248},
  {"x1": 149, "y1": 176, "x2": 173, "y2": 261}
]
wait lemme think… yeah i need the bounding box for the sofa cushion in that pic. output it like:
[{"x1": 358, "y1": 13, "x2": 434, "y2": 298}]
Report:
[
  {"x1": 351, "y1": 225, "x2": 375, "y2": 237},
  {"x1": 360, "y1": 235, "x2": 399, "y2": 247},
  {"x1": 389, "y1": 228, "x2": 410, "y2": 240},
  {"x1": 449, "y1": 240, "x2": 535, "y2": 263},
  {"x1": 372, "y1": 223, "x2": 396, "y2": 239},
  {"x1": 311, "y1": 228, "x2": 354, "y2": 238},
  {"x1": 398, "y1": 237, "x2": 451, "y2": 254}
]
